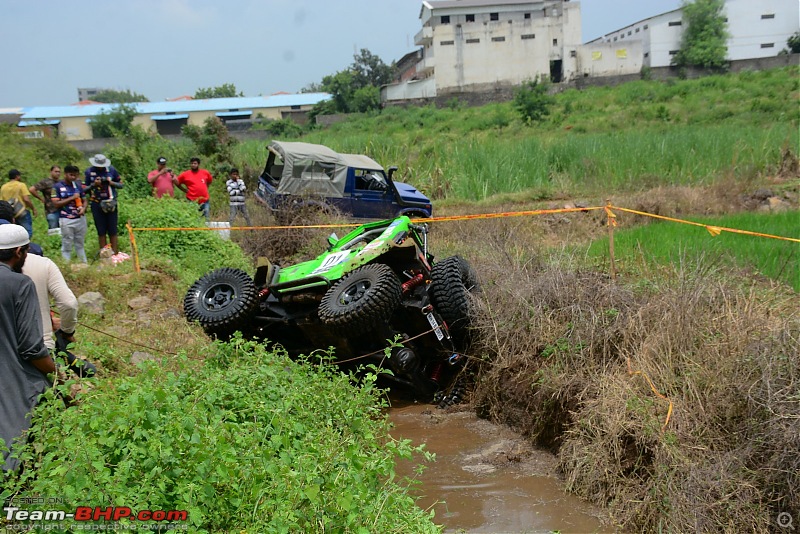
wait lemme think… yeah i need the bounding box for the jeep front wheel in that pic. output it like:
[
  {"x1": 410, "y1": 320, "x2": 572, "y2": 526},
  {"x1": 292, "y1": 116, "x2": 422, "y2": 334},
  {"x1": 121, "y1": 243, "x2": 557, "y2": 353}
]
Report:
[
  {"x1": 184, "y1": 268, "x2": 259, "y2": 338},
  {"x1": 319, "y1": 264, "x2": 402, "y2": 335}
]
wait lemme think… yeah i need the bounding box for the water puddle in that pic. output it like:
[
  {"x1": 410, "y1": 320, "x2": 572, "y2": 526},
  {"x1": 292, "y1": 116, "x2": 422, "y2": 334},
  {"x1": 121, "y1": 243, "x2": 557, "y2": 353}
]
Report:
[{"x1": 389, "y1": 402, "x2": 614, "y2": 533}]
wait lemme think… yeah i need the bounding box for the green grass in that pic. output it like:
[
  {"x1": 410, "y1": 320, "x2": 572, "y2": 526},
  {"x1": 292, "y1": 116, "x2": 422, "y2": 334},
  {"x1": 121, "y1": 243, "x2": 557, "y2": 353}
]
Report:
[
  {"x1": 232, "y1": 67, "x2": 798, "y2": 202},
  {"x1": 587, "y1": 210, "x2": 800, "y2": 290}
]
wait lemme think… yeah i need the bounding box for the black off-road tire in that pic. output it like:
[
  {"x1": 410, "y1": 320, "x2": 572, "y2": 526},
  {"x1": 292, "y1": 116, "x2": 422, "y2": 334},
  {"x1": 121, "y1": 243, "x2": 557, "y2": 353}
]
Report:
[
  {"x1": 184, "y1": 268, "x2": 259, "y2": 338},
  {"x1": 430, "y1": 256, "x2": 479, "y2": 343},
  {"x1": 318, "y1": 264, "x2": 402, "y2": 335}
]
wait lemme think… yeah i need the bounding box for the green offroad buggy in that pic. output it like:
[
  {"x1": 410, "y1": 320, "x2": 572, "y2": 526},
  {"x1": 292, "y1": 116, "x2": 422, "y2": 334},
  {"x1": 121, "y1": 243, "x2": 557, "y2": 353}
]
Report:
[{"x1": 184, "y1": 216, "x2": 479, "y2": 400}]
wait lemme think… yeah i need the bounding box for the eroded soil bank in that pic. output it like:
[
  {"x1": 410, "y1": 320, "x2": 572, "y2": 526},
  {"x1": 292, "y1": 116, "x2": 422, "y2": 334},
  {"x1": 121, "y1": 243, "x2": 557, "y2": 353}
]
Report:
[{"x1": 389, "y1": 402, "x2": 616, "y2": 533}]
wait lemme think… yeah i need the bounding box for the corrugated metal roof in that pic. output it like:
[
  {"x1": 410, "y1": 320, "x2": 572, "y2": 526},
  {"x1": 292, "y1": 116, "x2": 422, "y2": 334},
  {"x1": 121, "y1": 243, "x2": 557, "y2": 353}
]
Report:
[{"x1": 20, "y1": 93, "x2": 330, "y2": 121}]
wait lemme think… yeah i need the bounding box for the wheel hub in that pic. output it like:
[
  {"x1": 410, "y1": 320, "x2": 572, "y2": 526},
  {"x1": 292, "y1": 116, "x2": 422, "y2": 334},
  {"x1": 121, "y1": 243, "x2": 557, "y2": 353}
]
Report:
[
  {"x1": 202, "y1": 283, "x2": 236, "y2": 311},
  {"x1": 339, "y1": 280, "x2": 371, "y2": 305}
]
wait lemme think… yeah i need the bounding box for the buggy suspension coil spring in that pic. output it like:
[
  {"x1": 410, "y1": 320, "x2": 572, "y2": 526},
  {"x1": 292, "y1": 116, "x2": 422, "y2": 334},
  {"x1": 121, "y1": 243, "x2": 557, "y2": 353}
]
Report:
[
  {"x1": 429, "y1": 361, "x2": 445, "y2": 383},
  {"x1": 401, "y1": 273, "x2": 425, "y2": 294}
]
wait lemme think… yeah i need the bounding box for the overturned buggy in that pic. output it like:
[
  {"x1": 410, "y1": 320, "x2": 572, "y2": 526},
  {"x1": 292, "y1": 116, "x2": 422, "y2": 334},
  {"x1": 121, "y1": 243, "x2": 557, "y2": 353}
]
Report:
[{"x1": 184, "y1": 216, "x2": 479, "y2": 399}]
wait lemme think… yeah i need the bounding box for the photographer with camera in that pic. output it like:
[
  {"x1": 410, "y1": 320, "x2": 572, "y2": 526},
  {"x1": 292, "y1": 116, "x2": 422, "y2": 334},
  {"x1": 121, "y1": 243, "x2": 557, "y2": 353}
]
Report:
[
  {"x1": 147, "y1": 156, "x2": 176, "y2": 199},
  {"x1": 84, "y1": 154, "x2": 123, "y2": 257}
]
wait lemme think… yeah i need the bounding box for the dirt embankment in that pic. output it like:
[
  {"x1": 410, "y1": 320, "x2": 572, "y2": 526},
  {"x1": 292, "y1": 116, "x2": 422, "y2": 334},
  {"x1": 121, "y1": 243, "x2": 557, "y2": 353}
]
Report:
[{"x1": 430, "y1": 171, "x2": 799, "y2": 532}]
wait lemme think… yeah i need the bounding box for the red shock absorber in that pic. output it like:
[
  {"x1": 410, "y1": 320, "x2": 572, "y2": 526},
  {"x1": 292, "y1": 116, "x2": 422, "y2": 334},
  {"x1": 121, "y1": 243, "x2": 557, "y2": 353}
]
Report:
[
  {"x1": 429, "y1": 361, "x2": 445, "y2": 384},
  {"x1": 259, "y1": 288, "x2": 270, "y2": 299},
  {"x1": 401, "y1": 273, "x2": 425, "y2": 294}
]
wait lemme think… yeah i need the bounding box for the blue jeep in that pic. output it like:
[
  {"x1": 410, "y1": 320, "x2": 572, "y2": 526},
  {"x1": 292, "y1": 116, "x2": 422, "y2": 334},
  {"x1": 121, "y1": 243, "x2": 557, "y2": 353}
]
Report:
[{"x1": 254, "y1": 140, "x2": 433, "y2": 219}]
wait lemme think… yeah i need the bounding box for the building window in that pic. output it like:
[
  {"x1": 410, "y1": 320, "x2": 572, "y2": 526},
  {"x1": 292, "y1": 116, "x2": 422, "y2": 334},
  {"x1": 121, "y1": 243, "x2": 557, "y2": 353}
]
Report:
[
  {"x1": 669, "y1": 50, "x2": 678, "y2": 55},
  {"x1": 644, "y1": 24, "x2": 648, "y2": 29},
  {"x1": 521, "y1": 34, "x2": 535, "y2": 40},
  {"x1": 761, "y1": 13, "x2": 775, "y2": 19},
  {"x1": 668, "y1": 21, "x2": 682, "y2": 26},
  {"x1": 635, "y1": 28, "x2": 640, "y2": 33},
  {"x1": 490, "y1": 12, "x2": 499, "y2": 21},
  {"x1": 290, "y1": 105, "x2": 301, "y2": 110},
  {"x1": 761, "y1": 43, "x2": 775, "y2": 48},
  {"x1": 644, "y1": 52, "x2": 649, "y2": 58},
  {"x1": 492, "y1": 36, "x2": 505, "y2": 42},
  {"x1": 524, "y1": 12, "x2": 531, "y2": 19},
  {"x1": 440, "y1": 40, "x2": 454, "y2": 45},
  {"x1": 570, "y1": 50, "x2": 577, "y2": 58},
  {"x1": 466, "y1": 38, "x2": 480, "y2": 43},
  {"x1": 466, "y1": 14, "x2": 475, "y2": 22},
  {"x1": 553, "y1": 38, "x2": 558, "y2": 45},
  {"x1": 613, "y1": 37, "x2": 617, "y2": 42},
  {"x1": 440, "y1": 15, "x2": 450, "y2": 24},
  {"x1": 627, "y1": 31, "x2": 632, "y2": 36}
]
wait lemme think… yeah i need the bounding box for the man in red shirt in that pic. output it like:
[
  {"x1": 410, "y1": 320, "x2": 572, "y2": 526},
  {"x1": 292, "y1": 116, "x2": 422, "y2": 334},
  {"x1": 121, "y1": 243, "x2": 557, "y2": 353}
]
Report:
[
  {"x1": 176, "y1": 157, "x2": 213, "y2": 220},
  {"x1": 147, "y1": 157, "x2": 176, "y2": 199}
]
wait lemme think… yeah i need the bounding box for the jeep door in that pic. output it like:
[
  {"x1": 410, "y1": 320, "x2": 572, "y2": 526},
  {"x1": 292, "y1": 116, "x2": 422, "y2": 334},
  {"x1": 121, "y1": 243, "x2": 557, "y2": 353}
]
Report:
[{"x1": 348, "y1": 169, "x2": 397, "y2": 219}]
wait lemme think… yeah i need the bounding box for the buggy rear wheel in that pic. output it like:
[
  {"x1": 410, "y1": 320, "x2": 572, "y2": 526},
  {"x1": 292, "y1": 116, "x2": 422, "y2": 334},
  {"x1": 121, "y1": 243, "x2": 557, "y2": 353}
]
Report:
[{"x1": 430, "y1": 256, "x2": 479, "y2": 346}]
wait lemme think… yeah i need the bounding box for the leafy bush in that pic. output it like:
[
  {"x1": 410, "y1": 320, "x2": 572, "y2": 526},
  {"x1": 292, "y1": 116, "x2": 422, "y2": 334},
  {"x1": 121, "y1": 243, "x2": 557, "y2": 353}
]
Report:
[
  {"x1": 3, "y1": 338, "x2": 438, "y2": 533},
  {"x1": 120, "y1": 196, "x2": 252, "y2": 286},
  {"x1": 252, "y1": 118, "x2": 304, "y2": 138},
  {"x1": 182, "y1": 117, "x2": 237, "y2": 170},
  {"x1": 513, "y1": 79, "x2": 555, "y2": 124}
]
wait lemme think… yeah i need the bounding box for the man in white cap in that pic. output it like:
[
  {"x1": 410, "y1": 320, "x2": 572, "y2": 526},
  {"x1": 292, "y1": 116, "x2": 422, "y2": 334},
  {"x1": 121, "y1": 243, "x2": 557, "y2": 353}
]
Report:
[{"x1": 0, "y1": 224, "x2": 57, "y2": 471}]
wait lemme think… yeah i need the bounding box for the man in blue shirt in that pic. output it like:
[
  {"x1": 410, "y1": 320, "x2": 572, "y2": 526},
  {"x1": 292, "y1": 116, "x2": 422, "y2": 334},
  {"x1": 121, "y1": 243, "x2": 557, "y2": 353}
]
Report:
[
  {"x1": 84, "y1": 154, "x2": 123, "y2": 256},
  {"x1": 53, "y1": 165, "x2": 88, "y2": 263}
]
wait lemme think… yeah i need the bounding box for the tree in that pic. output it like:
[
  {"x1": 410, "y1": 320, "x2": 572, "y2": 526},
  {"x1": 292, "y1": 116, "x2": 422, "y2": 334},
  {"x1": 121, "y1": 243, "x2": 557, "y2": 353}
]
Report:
[
  {"x1": 513, "y1": 79, "x2": 555, "y2": 124},
  {"x1": 90, "y1": 104, "x2": 138, "y2": 138},
  {"x1": 307, "y1": 48, "x2": 396, "y2": 115},
  {"x1": 672, "y1": 0, "x2": 729, "y2": 70},
  {"x1": 351, "y1": 49, "x2": 396, "y2": 89},
  {"x1": 92, "y1": 89, "x2": 149, "y2": 103},
  {"x1": 788, "y1": 31, "x2": 800, "y2": 54},
  {"x1": 194, "y1": 83, "x2": 244, "y2": 99}
]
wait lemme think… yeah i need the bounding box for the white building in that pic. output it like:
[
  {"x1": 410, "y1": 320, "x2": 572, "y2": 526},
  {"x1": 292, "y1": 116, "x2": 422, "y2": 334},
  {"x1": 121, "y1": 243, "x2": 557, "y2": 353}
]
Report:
[
  {"x1": 386, "y1": 0, "x2": 587, "y2": 101},
  {"x1": 589, "y1": 0, "x2": 799, "y2": 68}
]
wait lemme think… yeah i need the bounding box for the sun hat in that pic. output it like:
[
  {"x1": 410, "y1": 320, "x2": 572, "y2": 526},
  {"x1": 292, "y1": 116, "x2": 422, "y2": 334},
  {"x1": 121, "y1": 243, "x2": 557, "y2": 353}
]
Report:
[
  {"x1": 89, "y1": 154, "x2": 111, "y2": 168},
  {"x1": 0, "y1": 224, "x2": 30, "y2": 249}
]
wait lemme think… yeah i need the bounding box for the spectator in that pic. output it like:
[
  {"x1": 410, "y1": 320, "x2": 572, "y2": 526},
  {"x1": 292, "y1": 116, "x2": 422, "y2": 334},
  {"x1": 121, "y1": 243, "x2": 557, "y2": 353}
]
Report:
[
  {"x1": 0, "y1": 201, "x2": 44, "y2": 256},
  {"x1": 23, "y1": 252, "x2": 96, "y2": 378},
  {"x1": 84, "y1": 154, "x2": 123, "y2": 255},
  {"x1": 0, "y1": 224, "x2": 56, "y2": 472},
  {"x1": 176, "y1": 157, "x2": 213, "y2": 221},
  {"x1": 1, "y1": 169, "x2": 36, "y2": 238},
  {"x1": 29, "y1": 165, "x2": 62, "y2": 234},
  {"x1": 52, "y1": 165, "x2": 88, "y2": 263},
  {"x1": 147, "y1": 157, "x2": 176, "y2": 199},
  {"x1": 226, "y1": 168, "x2": 252, "y2": 226}
]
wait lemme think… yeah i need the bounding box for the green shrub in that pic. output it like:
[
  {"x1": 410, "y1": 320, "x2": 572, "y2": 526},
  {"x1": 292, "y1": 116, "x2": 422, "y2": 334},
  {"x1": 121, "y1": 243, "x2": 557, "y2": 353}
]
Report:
[
  {"x1": 513, "y1": 79, "x2": 555, "y2": 124},
  {"x1": 121, "y1": 197, "x2": 252, "y2": 286},
  {"x1": 3, "y1": 338, "x2": 438, "y2": 533}
]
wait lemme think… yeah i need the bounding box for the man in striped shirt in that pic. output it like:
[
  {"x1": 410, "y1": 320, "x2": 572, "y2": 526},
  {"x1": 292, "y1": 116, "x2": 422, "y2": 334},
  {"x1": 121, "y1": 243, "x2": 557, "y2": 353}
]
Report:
[{"x1": 226, "y1": 168, "x2": 251, "y2": 226}]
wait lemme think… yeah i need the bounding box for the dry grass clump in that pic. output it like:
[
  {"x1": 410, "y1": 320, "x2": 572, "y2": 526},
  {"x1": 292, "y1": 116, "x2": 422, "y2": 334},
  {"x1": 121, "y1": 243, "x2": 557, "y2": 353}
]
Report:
[
  {"x1": 460, "y1": 216, "x2": 799, "y2": 532},
  {"x1": 234, "y1": 201, "x2": 349, "y2": 265}
]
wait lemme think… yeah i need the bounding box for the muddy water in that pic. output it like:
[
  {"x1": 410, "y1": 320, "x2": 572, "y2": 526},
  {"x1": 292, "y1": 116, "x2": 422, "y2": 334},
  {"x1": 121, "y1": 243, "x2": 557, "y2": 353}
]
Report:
[{"x1": 389, "y1": 402, "x2": 613, "y2": 533}]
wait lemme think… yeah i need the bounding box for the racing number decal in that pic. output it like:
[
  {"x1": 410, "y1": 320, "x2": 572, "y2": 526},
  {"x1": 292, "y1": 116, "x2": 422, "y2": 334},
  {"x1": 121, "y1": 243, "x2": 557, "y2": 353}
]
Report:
[{"x1": 311, "y1": 251, "x2": 351, "y2": 275}]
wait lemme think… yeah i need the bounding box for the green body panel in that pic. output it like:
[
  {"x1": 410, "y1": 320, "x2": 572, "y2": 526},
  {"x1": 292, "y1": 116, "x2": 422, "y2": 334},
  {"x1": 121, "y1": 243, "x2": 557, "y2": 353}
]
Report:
[{"x1": 274, "y1": 217, "x2": 413, "y2": 289}]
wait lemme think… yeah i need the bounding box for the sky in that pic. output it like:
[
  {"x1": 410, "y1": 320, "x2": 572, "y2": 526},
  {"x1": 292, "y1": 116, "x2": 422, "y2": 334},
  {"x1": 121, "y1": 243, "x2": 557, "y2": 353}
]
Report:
[{"x1": 1, "y1": 0, "x2": 682, "y2": 108}]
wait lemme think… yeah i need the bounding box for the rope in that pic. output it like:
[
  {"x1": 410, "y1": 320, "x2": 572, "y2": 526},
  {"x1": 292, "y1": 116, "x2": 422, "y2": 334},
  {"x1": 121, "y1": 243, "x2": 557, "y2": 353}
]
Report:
[{"x1": 627, "y1": 357, "x2": 674, "y2": 432}]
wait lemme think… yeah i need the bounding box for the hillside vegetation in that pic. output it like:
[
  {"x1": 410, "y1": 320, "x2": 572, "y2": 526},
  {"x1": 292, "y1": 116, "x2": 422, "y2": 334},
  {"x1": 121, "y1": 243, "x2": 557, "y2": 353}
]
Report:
[{"x1": 0, "y1": 67, "x2": 797, "y2": 532}]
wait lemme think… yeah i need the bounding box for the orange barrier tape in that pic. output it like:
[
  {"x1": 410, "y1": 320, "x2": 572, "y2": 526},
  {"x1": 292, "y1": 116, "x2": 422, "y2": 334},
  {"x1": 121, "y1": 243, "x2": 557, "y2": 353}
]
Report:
[
  {"x1": 627, "y1": 357, "x2": 674, "y2": 432},
  {"x1": 611, "y1": 205, "x2": 800, "y2": 243},
  {"x1": 418, "y1": 206, "x2": 604, "y2": 223}
]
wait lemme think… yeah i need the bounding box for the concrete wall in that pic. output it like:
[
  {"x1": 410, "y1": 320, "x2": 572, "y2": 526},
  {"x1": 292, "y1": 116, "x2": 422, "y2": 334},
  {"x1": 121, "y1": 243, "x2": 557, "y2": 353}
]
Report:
[{"x1": 577, "y1": 40, "x2": 643, "y2": 78}]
